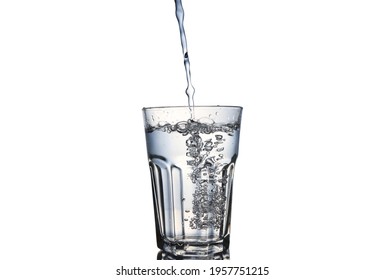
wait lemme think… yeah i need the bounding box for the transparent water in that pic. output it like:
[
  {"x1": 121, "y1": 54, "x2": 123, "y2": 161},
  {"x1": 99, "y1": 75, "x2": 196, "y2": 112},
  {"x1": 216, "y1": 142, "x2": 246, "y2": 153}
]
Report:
[
  {"x1": 175, "y1": 0, "x2": 195, "y2": 112},
  {"x1": 145, "y1": 120, "x2": 240, "y2": 253}
]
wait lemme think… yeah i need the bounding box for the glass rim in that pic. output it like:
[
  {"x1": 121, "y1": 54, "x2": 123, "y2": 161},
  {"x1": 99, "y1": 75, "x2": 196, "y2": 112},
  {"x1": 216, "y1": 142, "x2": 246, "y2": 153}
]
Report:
[{"x1": 142, "y1": 105, "x2": 243, "y2": 111}]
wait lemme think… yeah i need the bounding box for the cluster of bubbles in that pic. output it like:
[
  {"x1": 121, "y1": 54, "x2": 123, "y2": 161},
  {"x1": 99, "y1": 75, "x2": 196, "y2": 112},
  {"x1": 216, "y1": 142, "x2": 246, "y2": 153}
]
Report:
[
  {"x1": 146, "y1": 119, "x2": 239, "y2": 136},
  {"x1": 186, "y1": 132, "x2": 229, "y2": 230}
]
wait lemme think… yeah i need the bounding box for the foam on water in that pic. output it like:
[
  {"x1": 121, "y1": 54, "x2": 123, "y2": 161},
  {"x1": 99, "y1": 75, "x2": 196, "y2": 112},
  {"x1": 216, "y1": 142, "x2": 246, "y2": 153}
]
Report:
[{"x1": 145, "y1": 119, "x2": 240, "y2": 135}]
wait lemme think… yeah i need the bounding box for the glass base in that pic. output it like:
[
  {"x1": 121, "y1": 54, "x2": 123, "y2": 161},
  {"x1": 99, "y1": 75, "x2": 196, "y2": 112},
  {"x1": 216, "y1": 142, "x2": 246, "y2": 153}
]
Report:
[
  {"x1": 157, "y1": 238, "x2": 230, "y2": 260},
  {"x1": 157, "y1": 248, "x2": 230, "y2": 260}
]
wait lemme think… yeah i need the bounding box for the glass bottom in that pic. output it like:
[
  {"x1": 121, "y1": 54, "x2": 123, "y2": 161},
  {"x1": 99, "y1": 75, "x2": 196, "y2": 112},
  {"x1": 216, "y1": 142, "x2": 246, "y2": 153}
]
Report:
[
  {"x1": 157, "y1": 248, "x2": 230, "y2": 260},
  {"x1": 157, "y1": 236, "x2": 230, "y2": 260}
]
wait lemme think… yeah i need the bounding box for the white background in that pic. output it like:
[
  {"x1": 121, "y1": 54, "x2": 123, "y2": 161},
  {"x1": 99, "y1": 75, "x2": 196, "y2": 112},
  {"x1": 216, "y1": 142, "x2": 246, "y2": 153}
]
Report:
[{"x1": 1, "y1": 0, "x2": 384, "y2": 279}]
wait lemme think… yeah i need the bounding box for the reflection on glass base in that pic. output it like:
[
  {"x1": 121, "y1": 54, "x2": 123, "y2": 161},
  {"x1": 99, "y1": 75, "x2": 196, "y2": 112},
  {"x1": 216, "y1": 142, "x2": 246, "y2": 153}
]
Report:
[
  {"x1": 157, "y1": 249, "x2": 230, "y2": 260},
  {"x1": 155, "y1": 235, "x2": 231, "y2": 260}
]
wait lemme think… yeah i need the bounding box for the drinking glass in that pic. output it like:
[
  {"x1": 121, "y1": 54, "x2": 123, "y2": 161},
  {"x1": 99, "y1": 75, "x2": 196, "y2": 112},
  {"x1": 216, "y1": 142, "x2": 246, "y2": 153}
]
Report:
[{"x1": 143, "y1": 106, "x2": 242, "y2": 259}]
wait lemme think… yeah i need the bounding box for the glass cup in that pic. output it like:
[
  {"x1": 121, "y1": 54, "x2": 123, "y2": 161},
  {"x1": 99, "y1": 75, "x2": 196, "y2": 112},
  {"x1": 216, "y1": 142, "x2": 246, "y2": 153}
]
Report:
[{"x1": 142, "y1": 106, "x2": 242, "y2": 259}]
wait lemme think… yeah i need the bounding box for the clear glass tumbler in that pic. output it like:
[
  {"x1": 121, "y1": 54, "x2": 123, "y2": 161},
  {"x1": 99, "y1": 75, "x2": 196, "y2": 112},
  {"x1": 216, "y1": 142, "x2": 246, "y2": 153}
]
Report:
[{"x1": 143, "y1": 106, "x2": 242, "y2": 259}]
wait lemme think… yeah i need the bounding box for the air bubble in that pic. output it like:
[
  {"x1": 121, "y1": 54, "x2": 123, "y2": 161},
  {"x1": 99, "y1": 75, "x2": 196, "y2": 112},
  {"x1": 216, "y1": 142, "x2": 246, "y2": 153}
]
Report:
[
  {"x1": 215, "y1": 135, "x2": 223, "y2": 140},
  {"x1": 176, "y1": 121, "x2": 188, "y2": 133}
]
